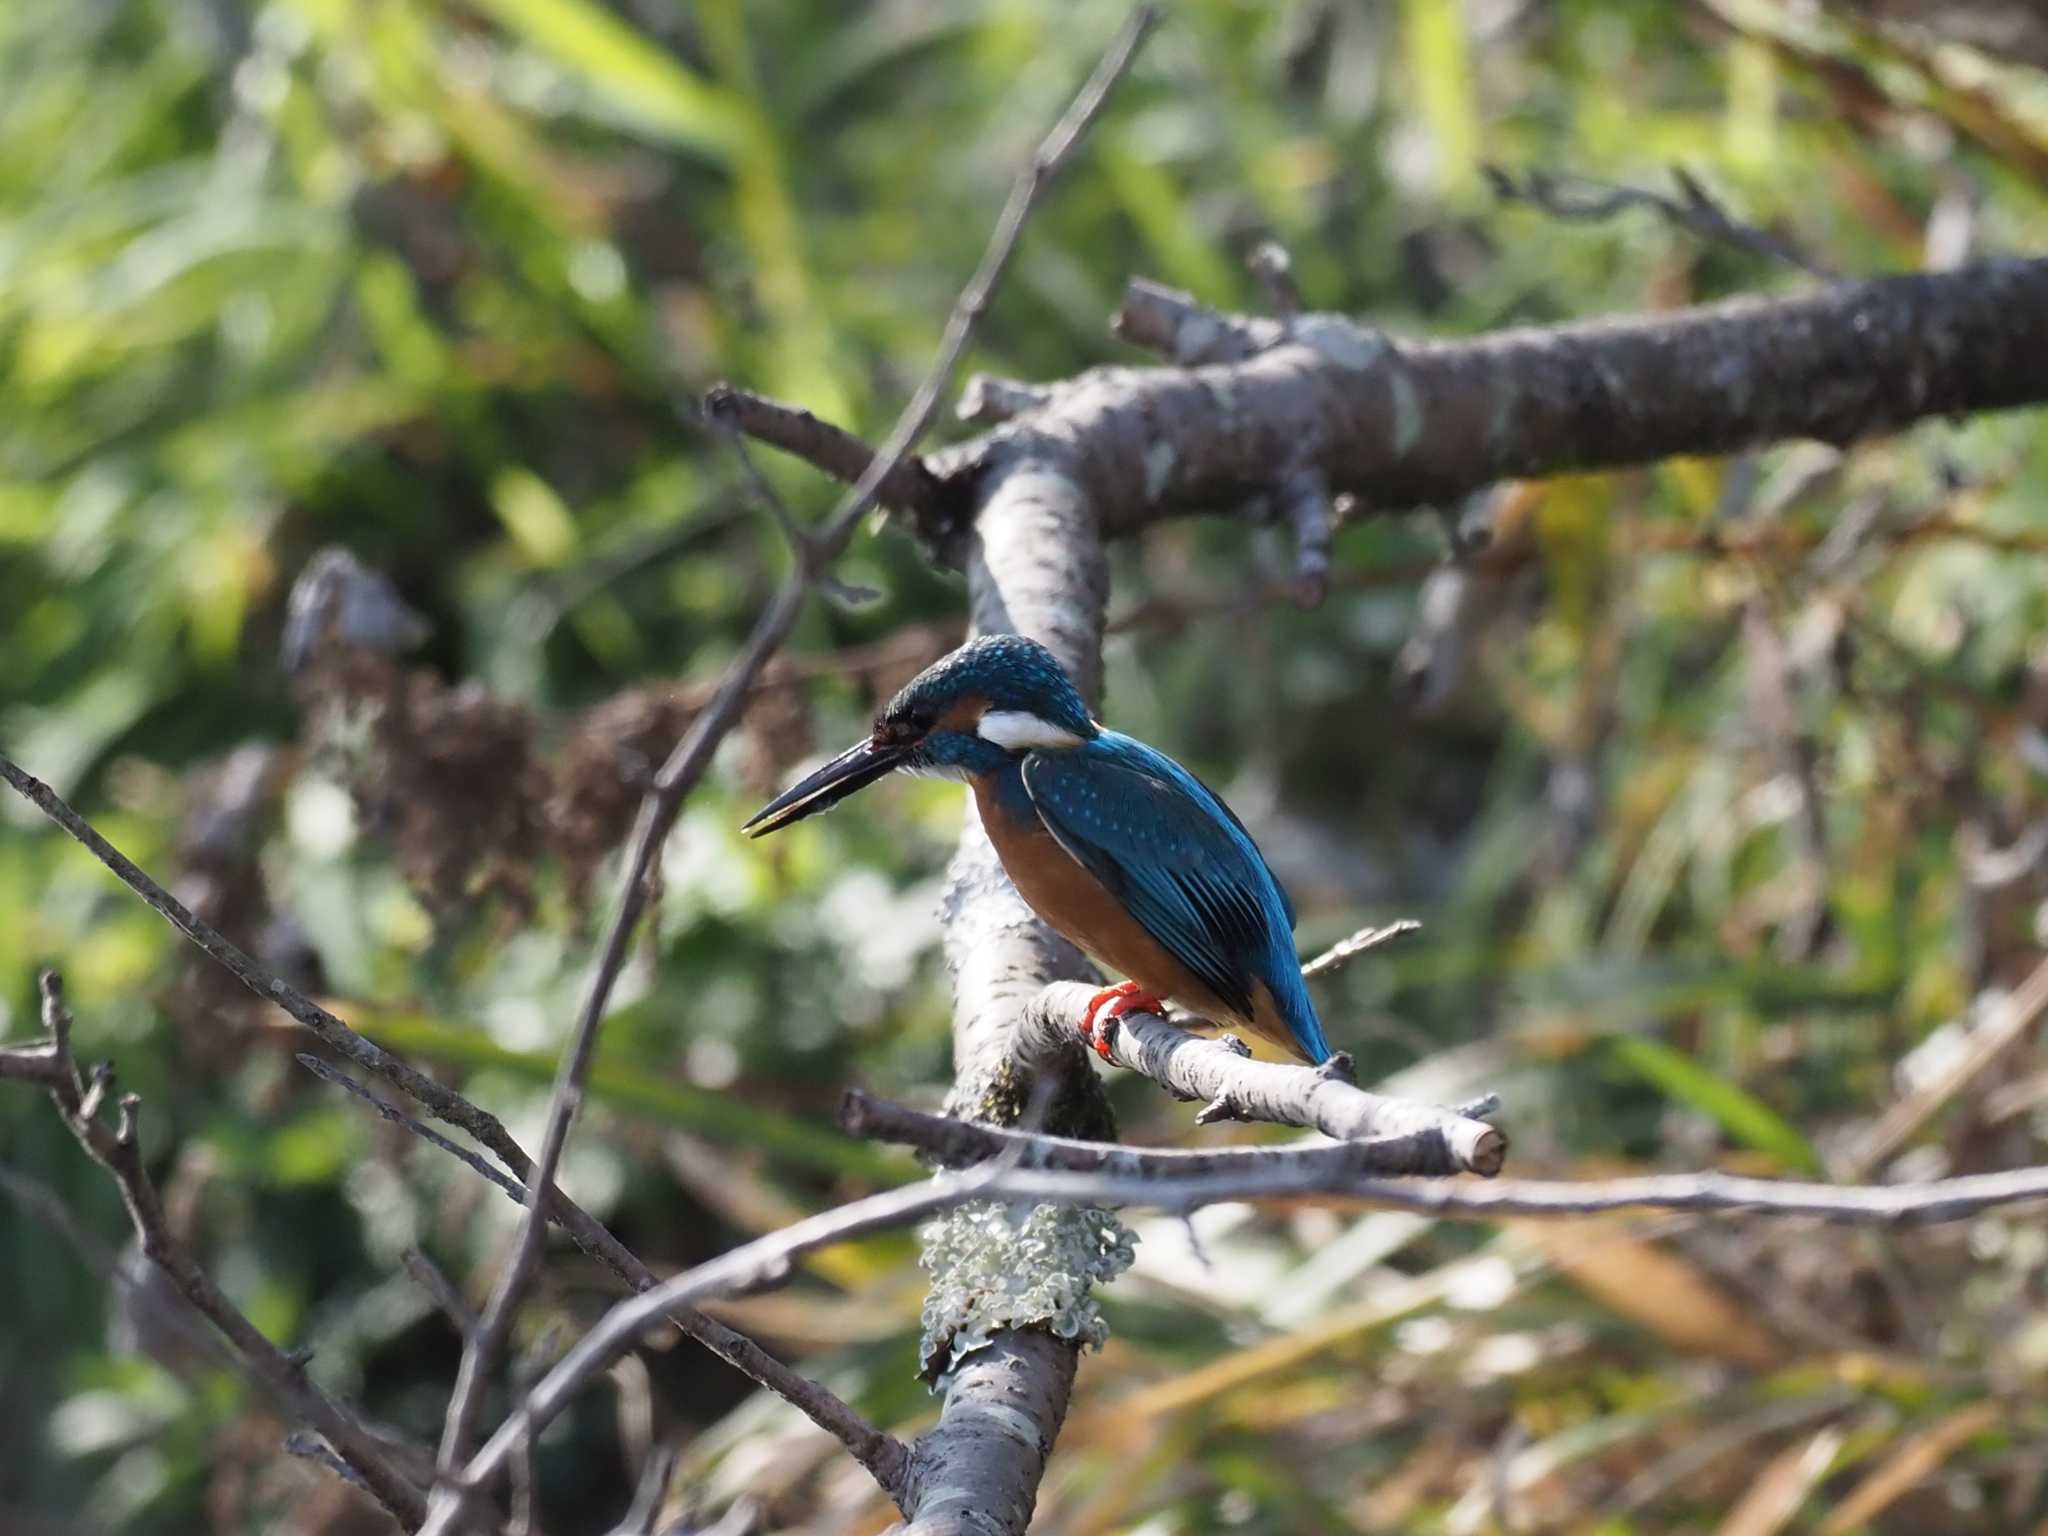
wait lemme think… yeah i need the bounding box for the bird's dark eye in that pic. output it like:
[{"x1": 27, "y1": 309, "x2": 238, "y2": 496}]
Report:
[{"x1": 875, "y1": 713, "x2": 926, "y2": 746}]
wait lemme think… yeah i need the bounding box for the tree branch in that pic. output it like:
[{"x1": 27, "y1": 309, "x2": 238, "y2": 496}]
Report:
[
  {"x1": 909, "y1": 256, "x2": 2048, "y2": 562},
  {"x1": 1011, "y1": 984, "x2": 1505, "y2": 1175},
  {"x1": 417, "y1": 1115, "x2": 2048, "y2": 1534},
  {"x1": 843, "y1": 1088, "x2": 1493, "y2": 1180},
  {"x1": 979, "y1": 1157, "x2": 2048, "y2": 1228},
  {"x1": 299, "y1": 1053, "x2": 530, "y2": 1209},
  {"x1": 2, "y1": 973, "x2": 429, "y2": 1528},
  {"x1": 0, "y1": 749, "x2": 905, "y2": 1514},
  {"x1": 429, "y1": 8, "x2": 1162, "y2": 1523},
  {"x1": 421, "y1": 1165, "x2": 1018, "y2": 1536},
  {"x1": 700, "y1": 385, "x2": 940, "y2": 516},
  {"x1": 1299, "y1": 918, "x2": 1422, "y2": 981},
  {"x1": 0, "y1": 752, "x2": 536, "y2": 1191},
  {"x1": 428, "y1": 574, "x2": 912, "y2": 1506}
]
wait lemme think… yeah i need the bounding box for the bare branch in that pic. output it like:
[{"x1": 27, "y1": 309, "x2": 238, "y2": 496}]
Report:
[
  {"x1": 1300, "y1": 918, "x2": 1423, "y2": 981},
  {"x1": 299, "y1": 1055, "x2": 529, "y2": 1210},
  {"x1": 0, "y1": 746, "x2": 903, "y2": 1508},
  {"x1": 1841, "y1": 950, "x2": 2048, "y2": 1179},
  {"x1": 708, "y1": 407, "x2": 877, "y2": 606},
  {"x1": 419, "y1": 1125, "x2": 2048, "y2": 1533},
  {"x1": 433, "y1": 582, "x2": 859, "y2": 1486},
  {"x1": 919, "y1": 257, "x2": 2048, "y2": 560},
  {"x1": 1112, "y1": 276, "x2": 1286, "y2": 362},
  {"x1": 0, "y1": 752, "x2": 533, "y2": 1184},
  {"x1": 701, "y1": 385, "x2": 940, "y2": 516},
  {"x1": 846, "y1": 1093, "x2": 2048, "y2": 1226},
  {"x1": 427, "y1": 9, "x2": 1164, "y2": 1516},
  {"x1": 1014, "y1": 983, "x2": 1506, "y2": 1176},
  {"x1": 827, "y1": 3, "x2": 1160, "y2": 541},
  {"x1": 1482, "y1": 163, "x2": 1838, "y2": 279},
  {"x1": 979, "y1": 1159, "x2": 2048, "y2": 1228},
  {"x1": 403, "y1": 1248, "x2": 479, "y2": 1338},
  {"x1": 422, "y1": 1166, "x2": 1016, "y2": 1536},
  {"x1": 7, "y1": 973, "x2": 428, "y2": 1527},
  {"x1": 843, "y1": 1088, "x2": 1487, "y2": 1180}
]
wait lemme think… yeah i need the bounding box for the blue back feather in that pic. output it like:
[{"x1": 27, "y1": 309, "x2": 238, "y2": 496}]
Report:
[{"x1": 1020, "y1": 731, "x2": 1329, "y2": 1063}]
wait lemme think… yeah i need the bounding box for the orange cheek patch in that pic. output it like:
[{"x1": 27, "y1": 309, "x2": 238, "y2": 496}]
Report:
[{"x1": 934, "y1": 694, "x2": 990, "y2": 734}]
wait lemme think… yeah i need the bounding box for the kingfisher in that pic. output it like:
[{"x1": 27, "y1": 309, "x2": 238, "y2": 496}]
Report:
[{"x1": 743, "y1": 634, "x2": 1331, "y2": 1065}]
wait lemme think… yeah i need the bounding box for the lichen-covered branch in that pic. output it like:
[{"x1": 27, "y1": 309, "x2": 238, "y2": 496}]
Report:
[{"x1": 899, "y1": 431, "x2": 1128, "y2": 1536}]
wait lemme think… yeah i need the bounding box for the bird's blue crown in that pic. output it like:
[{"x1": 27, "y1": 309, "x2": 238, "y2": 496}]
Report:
[{"x1": 878, "y1": 634, "x2": 1095, "y2": 739}]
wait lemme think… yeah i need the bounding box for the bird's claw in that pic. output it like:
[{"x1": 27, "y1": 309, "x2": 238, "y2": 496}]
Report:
[{"x1": 1078, "y1": 981, "x2": 1165, "y2": 1063}]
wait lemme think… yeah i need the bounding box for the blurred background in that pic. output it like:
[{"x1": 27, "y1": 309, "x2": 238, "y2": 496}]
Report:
[{"x1": 4, "y1": 1, "x2": 2048, "y2": 1531}]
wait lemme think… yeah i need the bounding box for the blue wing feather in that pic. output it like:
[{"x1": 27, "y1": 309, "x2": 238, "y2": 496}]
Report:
[{"x1": 1021, "y1": 732, "x2": 1327, "y2": 1061}]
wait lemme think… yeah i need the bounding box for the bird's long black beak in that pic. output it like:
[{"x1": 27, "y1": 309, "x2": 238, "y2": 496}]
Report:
[{"x1": 743, "y1": 737, "x2": 910, "y2": 837}]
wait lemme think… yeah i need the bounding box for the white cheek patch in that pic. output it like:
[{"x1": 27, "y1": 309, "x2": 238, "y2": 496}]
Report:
[{"x1": 977, "y1": 710, "x2": 1085, "y2": 751}]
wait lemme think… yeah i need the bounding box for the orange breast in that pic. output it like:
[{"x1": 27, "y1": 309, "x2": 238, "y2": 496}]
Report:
[{"x1": 974, "y1": 776, "x2": 1246, "y2": 1028}]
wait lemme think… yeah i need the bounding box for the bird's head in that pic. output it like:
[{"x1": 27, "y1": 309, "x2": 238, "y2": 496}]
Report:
[{"x1": 743, "y1": 634, "x2": 1096, "y2": 837}]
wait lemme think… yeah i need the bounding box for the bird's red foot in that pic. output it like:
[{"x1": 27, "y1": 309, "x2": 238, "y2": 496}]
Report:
[{"x1": 1078, "y1": 981, "x2": 1166, "y2": 1062}]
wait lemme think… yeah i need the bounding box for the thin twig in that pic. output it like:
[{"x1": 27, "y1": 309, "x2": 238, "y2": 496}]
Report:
[
  {"x1": 3, "y1": 973, "x2": 428, "y2": 1527},
  {"x1": 843, "y1": 1088, "x2": 1480, "y2": 1179},
  {"x1": 0, "y1": 747, "x2": 903, "y2": 1506},
  {"x1": 818, "y1": 2, "x2": 1160, "y2": 543},
  {"x1": 1300, "y1": 919, "x2": 1423, "y2": 981},
  {"x1": 421, "y1": 1166, "x2": 1014, "y2": 1536},
  {"x1": 1482, "y1": 163, "x2": 1838, "y2": 279},
  {"x1": 843, "y1": 1092, "x2": 2048, "y2": 1223},
  {"x1": 430, "y1": 8, "x2": 1160, "y2": 1517},
  {"x1": 0, "y1": 752, "x2": 531, "y2": 1188},
  {"x1": 421, "y1": 1137, "x2": 2048, "y2": 1531},
  {"x1": 403, "y1": 1248, "x2": 480, "y2": 1338},
  {"x1": 434, "y1": 580, "x2": 826, "y2": 1482},
  {"x1": 704, "y1": 4, "x2": 1156, "y2": 531},
  {"x1": 1842, "y1": 950, "x2": 2048, "y2": 1179},
  {"x1": 702, "y1": 386, "x2": 940, "y2": 513},
  {"x1": 299, "y1": 1055, "x2": 529, "y2": 1209},
  {"x1": 709, "y1": 411, "x2": 879, "y2": 606}
]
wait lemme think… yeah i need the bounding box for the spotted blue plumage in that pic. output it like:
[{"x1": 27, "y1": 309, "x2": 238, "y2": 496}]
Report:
[
  {"x1": 1021, "y1": 732, "x2": 1329, "y2": 1064},
  {"x1": 745, "y1": 633, "x2": 1332, "y2": 1065}
]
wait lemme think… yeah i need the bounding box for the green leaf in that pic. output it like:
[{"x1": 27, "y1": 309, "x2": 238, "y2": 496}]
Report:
[
  {"x1": 469, "y1": 0, "x2": 746, "y2": 157},
  {"x1": 1610, "y1": 1035, "x2": 1823, "y2": 1174}
]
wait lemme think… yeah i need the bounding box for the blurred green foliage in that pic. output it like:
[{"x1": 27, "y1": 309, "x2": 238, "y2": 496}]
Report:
[{"x1": 4, "y1": 1, "x2": 2048, "y2": 1532}]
